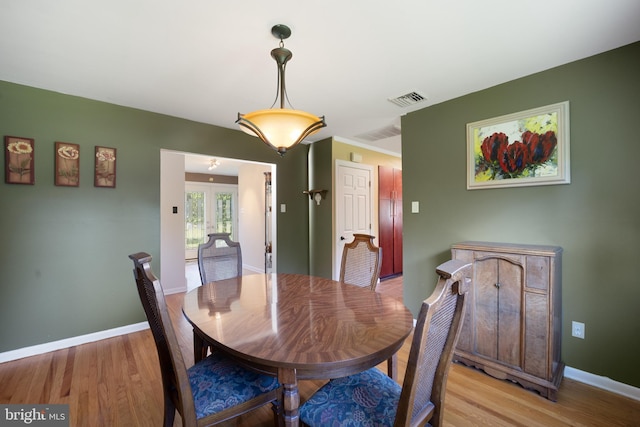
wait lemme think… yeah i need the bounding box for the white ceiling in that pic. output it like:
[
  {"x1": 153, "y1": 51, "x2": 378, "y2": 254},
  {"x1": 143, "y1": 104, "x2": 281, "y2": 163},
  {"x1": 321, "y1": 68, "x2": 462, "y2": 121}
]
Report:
[
  {"x1": 183, "y1": 154, "x2": 264, "y2": 177},
  {"x1": 1, "y1": 0, "x2": 639, "y2": 164}
]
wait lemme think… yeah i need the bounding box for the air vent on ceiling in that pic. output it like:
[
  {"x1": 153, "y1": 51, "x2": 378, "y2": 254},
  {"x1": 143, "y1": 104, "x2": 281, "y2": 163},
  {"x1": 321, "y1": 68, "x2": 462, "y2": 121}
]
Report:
[
  {"x1": 388, "y1": 91, "x2": 427, "y2": 108},
  {"x1": 355, "y1": 124, "x2": 401, "y2": 142}
]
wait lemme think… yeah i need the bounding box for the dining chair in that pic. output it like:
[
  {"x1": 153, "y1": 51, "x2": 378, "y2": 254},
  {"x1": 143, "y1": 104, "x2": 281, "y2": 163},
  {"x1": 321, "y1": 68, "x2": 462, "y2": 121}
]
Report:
[
  {"x1": 197, "y1": 233, "x2": 243, "y2": 284},
  {"x1": 194, "y1": 233, "x2": 243, "y2": 362},
  {"x1": 128, "y1": 252, "x2": 281, "y2": 427},
  {"x1": 340, "y1": 233, "x2": 398, "y2": 377},
  {"x1": 299, "y1": 259, "x2": 471, "y2": 427},
  {"x1": 339, "y1": 233, "x2": 382, "y2": 291}
]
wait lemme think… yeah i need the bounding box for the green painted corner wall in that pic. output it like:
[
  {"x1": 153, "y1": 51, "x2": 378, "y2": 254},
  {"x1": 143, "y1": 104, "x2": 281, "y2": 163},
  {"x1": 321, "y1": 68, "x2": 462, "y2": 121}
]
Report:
[
  {"x1": 0, "y1": 81, "x2": 310, "y2": 352},
  {"x1": 401, "y1": 42, "x2": 640, "y2": 388},
  {"x1": 308, "y1": 139, "x2": 333, "y2": 278}
]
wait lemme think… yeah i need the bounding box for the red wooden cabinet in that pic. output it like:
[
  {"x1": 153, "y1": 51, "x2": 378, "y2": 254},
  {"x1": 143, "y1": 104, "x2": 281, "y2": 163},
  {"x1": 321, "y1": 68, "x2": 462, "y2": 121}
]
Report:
[{"x1": 378, "y1": 166, "x2": 402, "y2": 278}]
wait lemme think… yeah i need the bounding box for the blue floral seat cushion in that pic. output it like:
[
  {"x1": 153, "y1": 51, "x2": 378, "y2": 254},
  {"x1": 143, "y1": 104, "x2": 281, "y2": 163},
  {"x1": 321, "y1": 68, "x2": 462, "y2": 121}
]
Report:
[
  {"x1": 299, "y1": 367, "x2": 402, "y2": 427},
  {"x1": 187, "y1": 352, "x2": 280, "y2": 419}
]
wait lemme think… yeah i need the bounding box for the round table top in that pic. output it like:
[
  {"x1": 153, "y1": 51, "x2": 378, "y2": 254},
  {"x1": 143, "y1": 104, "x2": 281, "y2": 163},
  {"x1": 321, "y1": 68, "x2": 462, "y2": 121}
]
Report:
[{"x1": 182, "y1": 273, "x2": 413, "y2": 378}]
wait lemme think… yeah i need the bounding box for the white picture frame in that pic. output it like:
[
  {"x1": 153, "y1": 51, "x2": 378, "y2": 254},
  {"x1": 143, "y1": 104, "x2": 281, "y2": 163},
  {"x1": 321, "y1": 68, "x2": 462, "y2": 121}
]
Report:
[{"x1": 466, "y1": 101, "x2": 570, "y2": 190}]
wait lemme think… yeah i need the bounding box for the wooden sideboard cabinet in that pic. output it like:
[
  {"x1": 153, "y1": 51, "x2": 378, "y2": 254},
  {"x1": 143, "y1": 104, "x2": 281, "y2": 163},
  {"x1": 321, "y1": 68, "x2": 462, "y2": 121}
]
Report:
[{"x1": 451, "y1": 241, "x2": 564, "y2": 401}]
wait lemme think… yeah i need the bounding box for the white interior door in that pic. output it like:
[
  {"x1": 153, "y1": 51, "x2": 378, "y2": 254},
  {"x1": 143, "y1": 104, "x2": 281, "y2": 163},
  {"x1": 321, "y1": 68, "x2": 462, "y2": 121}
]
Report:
[
  {"x1": 334, "y1": 160, "x2": 373, "y2": 280},
  {"x1": 185, "y1": 183, "x2": 238, "y2": 259}
]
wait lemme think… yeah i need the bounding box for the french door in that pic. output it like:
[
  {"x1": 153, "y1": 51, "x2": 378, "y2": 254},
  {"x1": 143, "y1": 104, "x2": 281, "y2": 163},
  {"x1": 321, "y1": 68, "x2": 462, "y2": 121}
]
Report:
[{"x1": 185, "y1": 183, "x2": 238, "y2": 259}]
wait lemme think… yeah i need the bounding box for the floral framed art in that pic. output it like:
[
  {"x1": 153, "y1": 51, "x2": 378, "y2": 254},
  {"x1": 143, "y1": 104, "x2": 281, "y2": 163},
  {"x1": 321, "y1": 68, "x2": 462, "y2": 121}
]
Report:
[
  {"x1": 467, "y1": 101, "x2": 570, "y2": 190},
  {"x1": 55, "y1": 141, "x2": 80, "y2": 186},
  {"x1": 5, "y1": 136, "x2": 35, "y2": 185},
  {"x1": 94, "y1": 146, "x2": 116, "y2": 188}
]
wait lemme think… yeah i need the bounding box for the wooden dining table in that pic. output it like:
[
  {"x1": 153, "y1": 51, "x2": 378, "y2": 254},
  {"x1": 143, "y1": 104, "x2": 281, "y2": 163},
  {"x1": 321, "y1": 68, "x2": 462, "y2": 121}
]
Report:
[{"x1": 182, "y1": 272, "x2": 414, "y2": 427}]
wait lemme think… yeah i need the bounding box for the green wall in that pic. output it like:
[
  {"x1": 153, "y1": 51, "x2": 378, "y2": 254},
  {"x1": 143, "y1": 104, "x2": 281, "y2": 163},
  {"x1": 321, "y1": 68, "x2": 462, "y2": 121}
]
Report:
[
  {"x1": 308, "y1": 139, "x2": 333, "y2": 278},
  {"x1": 402, "y1": 42, "x2": 640, "y2": 388},
  {"x1": 0, "y1": 81, "x2": 310, "y2": 352},
  {"x1": 3, "y1": 42, "x2": 639, "y2": 390}
]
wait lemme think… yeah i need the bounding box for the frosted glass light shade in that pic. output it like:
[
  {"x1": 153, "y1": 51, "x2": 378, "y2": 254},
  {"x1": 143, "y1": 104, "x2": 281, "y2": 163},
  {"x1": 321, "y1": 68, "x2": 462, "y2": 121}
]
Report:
[{"x1": 237, "y1": 108, "x2": 325, "y2": 156}]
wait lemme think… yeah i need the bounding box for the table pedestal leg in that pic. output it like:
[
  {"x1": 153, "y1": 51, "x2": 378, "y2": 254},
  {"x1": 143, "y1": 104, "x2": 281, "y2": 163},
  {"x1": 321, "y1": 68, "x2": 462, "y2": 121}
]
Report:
[{"x1": 278, "y1": 368, "x2": 299, "y2": 427}]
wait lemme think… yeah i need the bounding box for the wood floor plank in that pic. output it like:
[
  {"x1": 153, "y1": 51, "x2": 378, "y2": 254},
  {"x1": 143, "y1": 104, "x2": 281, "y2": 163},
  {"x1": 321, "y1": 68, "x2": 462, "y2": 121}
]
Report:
[
  {"x1": 0, "y1": 355, "x2": 26, "y2": 403},
  {"x1": 1, "y1": 274, "x2": 639, "y2": 426}
]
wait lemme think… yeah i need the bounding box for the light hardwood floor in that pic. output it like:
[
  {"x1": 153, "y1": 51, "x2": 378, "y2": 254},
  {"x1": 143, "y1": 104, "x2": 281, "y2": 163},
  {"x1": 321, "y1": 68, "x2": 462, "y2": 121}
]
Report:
[{"x1": 1, "y1": 275, "x2": 638, "y2": 426}]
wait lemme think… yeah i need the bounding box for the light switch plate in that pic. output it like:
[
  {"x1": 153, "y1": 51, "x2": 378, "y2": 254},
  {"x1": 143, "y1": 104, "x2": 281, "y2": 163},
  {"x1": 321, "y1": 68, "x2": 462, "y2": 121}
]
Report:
[{"x1": 411, "y1": 201, "x2": 419, "y2": 213}]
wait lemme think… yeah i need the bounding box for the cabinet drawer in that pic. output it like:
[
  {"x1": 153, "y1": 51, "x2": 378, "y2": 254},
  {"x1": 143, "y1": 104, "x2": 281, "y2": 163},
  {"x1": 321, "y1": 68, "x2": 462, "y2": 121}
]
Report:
[{"x1": 526, "y1": 256, "x2": 549, "y2": 292}]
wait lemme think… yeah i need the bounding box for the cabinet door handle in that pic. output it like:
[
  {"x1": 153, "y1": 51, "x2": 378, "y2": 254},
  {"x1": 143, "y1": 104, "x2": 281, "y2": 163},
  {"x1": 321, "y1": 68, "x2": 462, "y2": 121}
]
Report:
[{"x1": 495, "y1": 283, "x2": 501, "y2": 288}]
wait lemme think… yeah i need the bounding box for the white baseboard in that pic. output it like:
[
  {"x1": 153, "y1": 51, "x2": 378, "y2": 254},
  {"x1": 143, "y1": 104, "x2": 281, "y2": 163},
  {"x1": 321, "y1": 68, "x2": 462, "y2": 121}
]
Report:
[
  {"x1": 1, "y1": 324, "x2": 638, "y2": 402},
  {"x1": 243, "y1": 264, "x2": 265, "y2": 274},
  {"x1": 0, "y1": 322, "x2": 149, "y2": 363},
  {"x1": 163, "y1": 285, "x2": 187, "y2": 295},
  {"x1": 564, "y1": 366, "x2": 640, "y2": 401}
]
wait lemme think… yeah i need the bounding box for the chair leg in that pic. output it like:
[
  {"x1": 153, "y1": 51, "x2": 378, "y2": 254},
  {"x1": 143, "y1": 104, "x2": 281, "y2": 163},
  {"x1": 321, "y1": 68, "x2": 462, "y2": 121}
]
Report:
[
  {"x1": 387, "y1": 353, "x2": 398, "y2": 380},
  {"x1": 271, "y1": 398, "x2": 284, "y2": 427},
  {"x1": 193, "y1": 329, "x2": 208, "y2": 363},
  {"x1": 163, "y1": 394, "x2": 176, "y2": 427}
]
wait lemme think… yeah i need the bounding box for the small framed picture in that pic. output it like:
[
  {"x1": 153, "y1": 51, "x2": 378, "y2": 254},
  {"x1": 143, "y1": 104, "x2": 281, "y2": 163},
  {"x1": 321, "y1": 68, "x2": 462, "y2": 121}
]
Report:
[
  {"x1": 5, "y1": 136, "x2": 35, "y2": 185},
  {"x1": 55, "y1": 142, "x2": 80, "y2": 187},
  {"x1": 94, "y1": 146, "x2": 117, "y2": 188}
]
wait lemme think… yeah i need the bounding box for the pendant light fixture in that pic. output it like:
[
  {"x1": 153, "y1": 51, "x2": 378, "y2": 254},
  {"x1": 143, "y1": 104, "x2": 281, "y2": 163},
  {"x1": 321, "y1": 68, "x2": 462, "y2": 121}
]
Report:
[{"x1": 236, "y1": 24, "x2": 326, "y2": 156}]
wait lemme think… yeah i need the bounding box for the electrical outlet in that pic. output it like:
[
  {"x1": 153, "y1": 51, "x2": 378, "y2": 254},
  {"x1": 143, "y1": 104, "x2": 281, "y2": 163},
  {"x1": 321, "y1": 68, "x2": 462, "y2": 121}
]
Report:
[{"x1": 572, "y1": 321, "x2": 585, "y2": 339}]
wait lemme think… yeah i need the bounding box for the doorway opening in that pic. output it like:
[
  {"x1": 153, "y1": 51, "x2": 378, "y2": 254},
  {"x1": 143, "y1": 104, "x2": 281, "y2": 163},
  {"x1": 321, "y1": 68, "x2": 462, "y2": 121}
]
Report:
[{"x1": 160, "y1": 150, "x2": 276, "y2": 294}]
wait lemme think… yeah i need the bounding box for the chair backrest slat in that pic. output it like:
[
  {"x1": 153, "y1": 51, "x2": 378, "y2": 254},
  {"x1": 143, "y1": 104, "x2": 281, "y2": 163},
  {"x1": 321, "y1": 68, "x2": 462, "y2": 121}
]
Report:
[
  {"x1": 198, "y1": 233, "x2": 242, "y2": 284},
  {"x1": 339, "y1": 234, "x2": 382, "y2": 290},
  {"x1": 394, "y1": 259, "x2": 471, "y2": 427},
  {"x1": 129, "y1": 252, "x2": 198, "y2": 425}
]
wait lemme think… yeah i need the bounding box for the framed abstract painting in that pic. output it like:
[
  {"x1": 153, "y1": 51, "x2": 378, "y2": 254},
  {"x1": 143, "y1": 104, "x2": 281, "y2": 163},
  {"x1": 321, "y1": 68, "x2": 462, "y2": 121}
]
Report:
[{"x1": 467, "y1": 101, "x2": 570, "y2": 190}]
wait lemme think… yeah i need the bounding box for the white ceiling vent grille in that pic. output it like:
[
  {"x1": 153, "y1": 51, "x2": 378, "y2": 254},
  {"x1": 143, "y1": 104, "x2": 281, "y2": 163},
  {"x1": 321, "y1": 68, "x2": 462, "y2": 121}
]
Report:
[
  {"x1": 355, "y1": 124, "x2": 401, "y2": 142},
  {"x1": 388, "y1": 91, "x2": 427, "y2": 108}
]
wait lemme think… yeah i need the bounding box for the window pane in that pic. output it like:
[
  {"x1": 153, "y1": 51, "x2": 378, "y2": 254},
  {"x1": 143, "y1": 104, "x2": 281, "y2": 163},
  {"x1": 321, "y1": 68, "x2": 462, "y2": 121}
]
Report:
[
  {"x1": 215, "y1": 192, "x2": 234, "y2": 237},
  {"x1": 185, "y1": 191, "x2": 206, "y2": 250}
]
